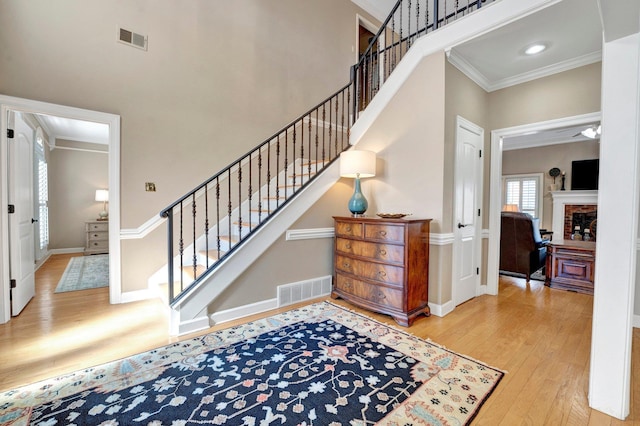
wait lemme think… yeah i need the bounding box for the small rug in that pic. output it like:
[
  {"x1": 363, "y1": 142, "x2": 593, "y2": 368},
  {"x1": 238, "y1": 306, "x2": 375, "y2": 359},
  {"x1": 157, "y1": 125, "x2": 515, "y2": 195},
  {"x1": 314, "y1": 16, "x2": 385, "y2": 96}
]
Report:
[
  {"x1": 530, "y1": 266, "x2": 546, "y2": 282},
  {"x1": 0, "y1": 302, "x2": 504, "y2": 425},
  {"x1": 54, "y1": 255, "x2": 109, "y2": 293}
]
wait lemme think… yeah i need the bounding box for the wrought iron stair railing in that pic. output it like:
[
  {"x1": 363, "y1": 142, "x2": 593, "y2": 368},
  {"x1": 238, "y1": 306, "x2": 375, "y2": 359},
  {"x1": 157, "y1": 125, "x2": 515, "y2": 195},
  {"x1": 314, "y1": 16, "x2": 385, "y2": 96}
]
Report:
[
  {"x1": 159, "y1": 0, "x2": 494, "y2": 308},
  {"x1": 352, "y1": 0, "x2": 490, "y2": 117},
  {"x1": 160, "y1": 83, "x2": 352, "y2": 306}
]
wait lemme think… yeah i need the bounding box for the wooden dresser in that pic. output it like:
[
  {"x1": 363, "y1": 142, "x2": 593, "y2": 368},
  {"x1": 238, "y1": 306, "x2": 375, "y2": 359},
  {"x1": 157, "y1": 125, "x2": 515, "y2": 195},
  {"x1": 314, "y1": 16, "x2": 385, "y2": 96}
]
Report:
[
  {"x1": 331, "y1": 216, "x2": 431, "y2": 326},
  {"x1": 545, "y1": 240, "x2": 596, "y2": 295},
  {"x1": 84, "y1": 220, "x2": 109, "y2": 255}
]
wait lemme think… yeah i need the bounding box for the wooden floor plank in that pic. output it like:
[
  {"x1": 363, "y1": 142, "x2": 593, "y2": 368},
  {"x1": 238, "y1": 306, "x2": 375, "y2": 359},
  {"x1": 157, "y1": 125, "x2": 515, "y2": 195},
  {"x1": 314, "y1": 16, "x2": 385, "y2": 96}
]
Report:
[{"x1": 0, "y1": 258, "x2": 638, "y2": 424}]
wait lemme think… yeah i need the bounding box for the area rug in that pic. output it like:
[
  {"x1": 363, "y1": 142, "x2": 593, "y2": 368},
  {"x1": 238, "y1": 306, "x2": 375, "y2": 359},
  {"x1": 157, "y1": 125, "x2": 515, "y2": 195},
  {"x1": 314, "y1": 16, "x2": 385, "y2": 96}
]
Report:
[
  {"x1": 54, "y1": 255, "x2": 109, "y2": 293},
  {"x1": 0, "y1": 302, "x2": 503, "y2": 425},
  {"x1": 530, "y1": 266, "x2": 546, "y2": 282}
]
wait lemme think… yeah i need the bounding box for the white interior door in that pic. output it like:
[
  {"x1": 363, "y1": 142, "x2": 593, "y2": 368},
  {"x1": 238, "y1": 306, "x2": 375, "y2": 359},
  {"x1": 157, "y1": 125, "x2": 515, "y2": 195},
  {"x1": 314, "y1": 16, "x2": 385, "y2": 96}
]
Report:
[
  {"x1": 8, "y1": 111, "x2": 36, "y2": 315},
  {"x1": 453, "y1": 116, "x2": 484, "y2": 306}
]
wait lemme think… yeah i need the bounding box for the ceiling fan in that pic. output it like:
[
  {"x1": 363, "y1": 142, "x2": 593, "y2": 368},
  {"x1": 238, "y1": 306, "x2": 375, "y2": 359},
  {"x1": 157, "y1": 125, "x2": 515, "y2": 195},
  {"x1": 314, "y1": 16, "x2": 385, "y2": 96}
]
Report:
[{"x1": 574, "y1": 124, "x2": 601, "y2": 139}]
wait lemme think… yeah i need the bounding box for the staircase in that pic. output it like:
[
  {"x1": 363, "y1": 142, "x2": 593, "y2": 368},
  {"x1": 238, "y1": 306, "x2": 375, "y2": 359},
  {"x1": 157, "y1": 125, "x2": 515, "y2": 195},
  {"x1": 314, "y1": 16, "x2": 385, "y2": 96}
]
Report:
[{"x1": 157, "y1": 0, "x2": 495, "y2": 335}]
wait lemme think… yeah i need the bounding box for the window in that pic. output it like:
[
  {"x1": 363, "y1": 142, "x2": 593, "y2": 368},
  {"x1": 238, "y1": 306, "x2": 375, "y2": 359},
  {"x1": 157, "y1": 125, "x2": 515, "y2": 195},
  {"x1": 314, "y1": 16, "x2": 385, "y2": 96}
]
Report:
[{"x1": 502, "y1": 173, "x2": 543, "y2": 218}]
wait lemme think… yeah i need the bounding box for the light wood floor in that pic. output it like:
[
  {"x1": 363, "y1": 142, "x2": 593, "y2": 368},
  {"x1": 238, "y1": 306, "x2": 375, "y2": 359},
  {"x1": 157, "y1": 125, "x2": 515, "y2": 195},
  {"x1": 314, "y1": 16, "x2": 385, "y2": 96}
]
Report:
[{"x1": 1, "y1": 253, "x2": 638, "y2": 424}]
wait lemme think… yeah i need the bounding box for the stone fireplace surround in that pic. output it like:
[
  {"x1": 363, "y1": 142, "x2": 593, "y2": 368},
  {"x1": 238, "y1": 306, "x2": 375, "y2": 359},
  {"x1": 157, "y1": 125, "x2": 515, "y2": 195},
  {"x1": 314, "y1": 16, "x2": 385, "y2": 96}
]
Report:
[{"x1": 550, "y1": 190, "x2": 598, "y2": 241}]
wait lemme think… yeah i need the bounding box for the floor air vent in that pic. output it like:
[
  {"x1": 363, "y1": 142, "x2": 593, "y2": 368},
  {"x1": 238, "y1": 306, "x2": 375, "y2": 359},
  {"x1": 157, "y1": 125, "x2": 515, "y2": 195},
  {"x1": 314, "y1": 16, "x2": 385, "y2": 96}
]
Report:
[
  {"x1": 118, "y1": 27, "x2": 148, "y2": 51},
  {"x1": 277, "y1": 276, "x2": 332, "y2": 307}
]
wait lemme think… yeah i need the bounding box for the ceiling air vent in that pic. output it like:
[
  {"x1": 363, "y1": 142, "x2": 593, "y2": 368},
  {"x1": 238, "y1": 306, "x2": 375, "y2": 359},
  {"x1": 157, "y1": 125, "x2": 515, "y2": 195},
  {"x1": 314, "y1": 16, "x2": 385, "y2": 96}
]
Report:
[{"x1": 118, "y1": 26, "x2": 148, "y2": 51}]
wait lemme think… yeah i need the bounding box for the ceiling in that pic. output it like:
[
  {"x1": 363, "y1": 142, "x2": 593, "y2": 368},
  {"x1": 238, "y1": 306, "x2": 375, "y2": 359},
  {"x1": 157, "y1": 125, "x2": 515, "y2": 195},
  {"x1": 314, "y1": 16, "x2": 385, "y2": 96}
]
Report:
[
  {"x1": 354, "y1": 0, "x2": 604, "y2": 149},
  {"x1": 36, "y1": 113, "x2": 109, "y2": 146},
  {"x1": 41, "y1": 0, "x2": 604, "y2": 150}
]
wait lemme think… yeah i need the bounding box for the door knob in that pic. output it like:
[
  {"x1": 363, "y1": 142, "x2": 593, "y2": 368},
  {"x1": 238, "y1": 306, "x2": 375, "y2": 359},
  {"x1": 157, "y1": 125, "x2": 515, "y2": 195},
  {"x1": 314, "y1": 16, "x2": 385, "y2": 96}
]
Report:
[
  {"x1": 31, "y1": 218, "x2": 38, "y2": 223},
  {"x1": 457, "y1": 222, "x2": 468, "y2": 228}
]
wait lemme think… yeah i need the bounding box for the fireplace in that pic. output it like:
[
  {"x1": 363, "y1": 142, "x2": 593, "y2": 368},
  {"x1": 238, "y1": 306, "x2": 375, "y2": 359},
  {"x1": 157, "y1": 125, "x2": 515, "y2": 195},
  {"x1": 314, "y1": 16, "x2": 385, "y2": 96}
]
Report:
[
  {"x1": 565, "y1": 205, "x2": 597, "y2": 240},
  {"x1": 551, "y1": 190, "x2": 598, "y2": 242}
]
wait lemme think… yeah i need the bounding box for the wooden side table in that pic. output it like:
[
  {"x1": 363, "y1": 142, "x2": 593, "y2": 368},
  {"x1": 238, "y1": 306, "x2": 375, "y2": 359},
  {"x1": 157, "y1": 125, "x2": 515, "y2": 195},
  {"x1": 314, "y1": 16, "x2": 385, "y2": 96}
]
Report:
[{"x1": 545, "y1": 240, "x2": 596, "y2": 295}]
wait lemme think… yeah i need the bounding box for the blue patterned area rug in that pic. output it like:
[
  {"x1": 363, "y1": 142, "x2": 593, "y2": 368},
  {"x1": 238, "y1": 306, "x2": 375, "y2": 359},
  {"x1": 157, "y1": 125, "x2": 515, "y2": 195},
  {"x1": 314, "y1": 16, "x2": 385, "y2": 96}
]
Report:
[
  {"x1": 54, "y1": 255, "x2": 109, "y2": 293},
  {"x1": 0, "y1": 302, "x2": 503, "y2": 425}
]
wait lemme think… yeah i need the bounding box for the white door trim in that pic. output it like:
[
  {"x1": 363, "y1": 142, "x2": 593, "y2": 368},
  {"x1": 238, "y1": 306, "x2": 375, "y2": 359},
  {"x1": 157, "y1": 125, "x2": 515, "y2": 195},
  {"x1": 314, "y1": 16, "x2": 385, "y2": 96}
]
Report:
[
  {"x1": 453, "y1": 116, "x2": 484, "y2": 306},
  {"x1": 487, "y1": 111, "x2": 601, "y2": 296},
  {"x1": 0, "y1": 95, "x2": 121, "y2": 323}
]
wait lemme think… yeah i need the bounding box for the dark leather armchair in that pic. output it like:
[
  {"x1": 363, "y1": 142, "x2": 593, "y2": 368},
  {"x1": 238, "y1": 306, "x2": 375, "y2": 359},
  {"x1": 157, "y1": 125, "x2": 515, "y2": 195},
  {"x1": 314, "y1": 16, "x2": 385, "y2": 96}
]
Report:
[{"x1": 500, "y1": 212, "x2": 548, "y2": 281}]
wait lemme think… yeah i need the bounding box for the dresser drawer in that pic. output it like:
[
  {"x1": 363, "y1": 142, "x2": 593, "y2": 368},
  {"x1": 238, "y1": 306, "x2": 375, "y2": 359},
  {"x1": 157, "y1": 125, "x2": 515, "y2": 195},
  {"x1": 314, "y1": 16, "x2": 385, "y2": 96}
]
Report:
[
  {"x1": 335, "y1": 254, "x2": 404, "y2": 286},
  {"x1": 87, "y1": 222, "x2": 109, "y2": 232},
  {"x1": 88, "y1": 231, "x2": 108, "y2": 241},
  {"x1": 335, "y1": 221, "x2": 363, "y2": 238},
  {"x1": 87, "y1": 239, "x2": 109, "y2": 250},
  {"x1": 335, "y1": 273, "x2": 403, "y2": 309},
  {"x1": 364, "y1": 223, "x2": 404, "y2": 243},
  {"x1": 335, "y1": 238, "x2": 404, "y2": 264}
]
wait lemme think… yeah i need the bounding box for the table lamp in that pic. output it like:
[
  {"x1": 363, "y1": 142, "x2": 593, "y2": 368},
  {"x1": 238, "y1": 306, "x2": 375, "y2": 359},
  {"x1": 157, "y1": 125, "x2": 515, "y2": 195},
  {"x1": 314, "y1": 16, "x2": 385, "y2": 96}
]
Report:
[
  {"x1": 340, "y1": 150, "x2": 376, "y2": 216},
  {"x1": 95, "y1": 189, "x2": 109, "y2": 221}
]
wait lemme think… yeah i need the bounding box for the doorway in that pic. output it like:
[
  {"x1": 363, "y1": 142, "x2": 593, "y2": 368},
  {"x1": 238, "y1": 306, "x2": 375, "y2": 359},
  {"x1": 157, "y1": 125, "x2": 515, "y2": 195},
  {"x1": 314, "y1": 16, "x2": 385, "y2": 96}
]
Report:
[
  {"x1": 0, "y1": 95, "x2": 121, "y2": 324},
  {"x1": 486, "y1": 112, "x2": 601, "y2": 296},
  {"x1": 356, "y1": 15, "x2": 384, "y2": 111}
]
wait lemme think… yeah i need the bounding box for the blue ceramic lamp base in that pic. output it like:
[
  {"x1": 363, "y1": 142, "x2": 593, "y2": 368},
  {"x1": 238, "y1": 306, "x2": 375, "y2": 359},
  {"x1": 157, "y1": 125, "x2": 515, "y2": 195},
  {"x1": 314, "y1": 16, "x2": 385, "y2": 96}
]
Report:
[{"x1": 348, "y1": 176, "x2": 368, "y2": 216}]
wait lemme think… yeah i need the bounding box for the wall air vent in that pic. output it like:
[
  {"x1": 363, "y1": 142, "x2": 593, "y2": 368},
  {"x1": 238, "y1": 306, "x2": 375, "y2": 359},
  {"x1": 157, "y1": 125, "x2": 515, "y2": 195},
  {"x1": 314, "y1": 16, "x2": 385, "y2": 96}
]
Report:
[{"x1": 118, "y1": 26, "x2": 148, "y2": 51}]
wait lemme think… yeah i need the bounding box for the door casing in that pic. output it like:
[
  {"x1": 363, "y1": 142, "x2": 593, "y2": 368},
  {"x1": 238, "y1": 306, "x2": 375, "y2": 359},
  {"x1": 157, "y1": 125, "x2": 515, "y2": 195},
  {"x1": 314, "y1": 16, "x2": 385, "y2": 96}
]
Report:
[{"x1": 0, "y1": 95, "x2": 121, "y2": 323}]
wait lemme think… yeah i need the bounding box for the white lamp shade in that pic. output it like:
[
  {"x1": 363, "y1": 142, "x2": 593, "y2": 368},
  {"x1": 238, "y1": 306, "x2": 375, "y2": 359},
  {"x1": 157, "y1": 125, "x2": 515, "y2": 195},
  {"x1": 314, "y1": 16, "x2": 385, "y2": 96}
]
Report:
[
  {"x1": 340, "y1": 150, "x2": 376, "y2": 178},
  {"x1": 95, "y1": 189, "x2": 109, "y2": 202}
]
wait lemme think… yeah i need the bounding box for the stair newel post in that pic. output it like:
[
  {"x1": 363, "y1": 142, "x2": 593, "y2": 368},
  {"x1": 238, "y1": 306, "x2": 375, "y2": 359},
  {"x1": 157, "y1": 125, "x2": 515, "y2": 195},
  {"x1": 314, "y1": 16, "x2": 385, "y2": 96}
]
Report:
[
  {"x1": 248, "y1": 153, "x2": 252, "y2": 232},
  {"x1": 165, "y1": 208, "x2": 174, "y2": 303},
  {"x1": 433, "y1": 0, "x2": 439, "y2": 30},
  {"x1": 204, "y1": 184, "x2": 209, "y2": 269},
  {"x1": 192, "y1": 193, "x2": 197, "y2": 281},
  {"x1": 407, "y1": 0, "x2": 411, "y2": 48},
  {"x1": 216, "y1": 178, "x2": 221, "y2": 262},
  {"x1": 227, "y1": 168, "x2": 232, "y2": 249},
  {"x1": 328, "y1": 98, "x2": 333, "y2": 159},
  {"x1": 299, "y1": 118, "x2": 304, "y2": 189},
  {"x1": 315, "y1": 109, "x2": 320, "y2": 173},
  {"x1": 237, "y1": 161, "x2": 242, "y2": 239},
  {"x1": 179, "y1": 201, "x2": 184, "y2": 295},
  {"x1": 350, "y1": 64, "x2": 357, "y2": 122},
  {"x1": 340, "y1": 91, "x2": 345, "y2": 152},
  {"x1": 266, "y1": 139, "x2": 271, "y2": 216},
  {"x1": 322, "y1": 103, "x2": 326, "y2": 164},
  {"x1": 308, "y1": 113, "x2": 313, "y2": 176},
  {"x1": 331, "y1": 96, "x2": 340, "y2": 156},
  {"x1": 276, "y1": 135, "x2": 280, "y2": 206},
  {"x1": 292, "y1": 125, "x2": 297, "y2": 192},
  {"x1": 257, "y1": 148, "x2": 262, "y2": 223},
  {"x1": 284, "y1": 130, "x2": 288, "y2": 204}
]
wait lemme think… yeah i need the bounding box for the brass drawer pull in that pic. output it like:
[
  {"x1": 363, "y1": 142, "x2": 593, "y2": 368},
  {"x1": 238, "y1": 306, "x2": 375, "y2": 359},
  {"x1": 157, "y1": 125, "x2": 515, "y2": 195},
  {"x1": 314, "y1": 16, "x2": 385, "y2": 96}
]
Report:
[
  {"x1": 378, "y1": 249, "x2": 387, "y2": 256},
  {"x1": 345, "y1": 225, "x2": 352, "y2": 232},
  {"x1": 345, "y1": 242, "x2": 352, "y2": 249},
  {"x1": 378, "y1": 270, "x2": 387, "y2": 278},
  {"x1": 344, "y1": 281, "x2": 353, "y2": 289},
  {"x1": 343, "y1": 262, "x2": 351, "y2": 269},
  {"x1": 379, "y1": 230, "x2": 387, "y2": 237},
  {"x1": 377, "y1": 291, "x2": 386, "y2": 299}
]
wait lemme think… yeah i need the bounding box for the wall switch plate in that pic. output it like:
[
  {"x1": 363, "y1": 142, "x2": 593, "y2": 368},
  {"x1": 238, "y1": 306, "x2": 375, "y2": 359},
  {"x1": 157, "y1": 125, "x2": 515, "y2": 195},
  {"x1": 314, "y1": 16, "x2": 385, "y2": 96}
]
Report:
[{"x1": 145, "y1": 182, "x2": 156, "y2": 192}]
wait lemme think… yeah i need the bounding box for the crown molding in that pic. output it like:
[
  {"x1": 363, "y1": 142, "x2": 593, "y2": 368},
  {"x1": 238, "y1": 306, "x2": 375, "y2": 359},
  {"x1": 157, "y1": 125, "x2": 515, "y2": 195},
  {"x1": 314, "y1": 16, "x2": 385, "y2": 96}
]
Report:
[{"x1": 447, "y1": 49, "x2": 602, "y2": 92}]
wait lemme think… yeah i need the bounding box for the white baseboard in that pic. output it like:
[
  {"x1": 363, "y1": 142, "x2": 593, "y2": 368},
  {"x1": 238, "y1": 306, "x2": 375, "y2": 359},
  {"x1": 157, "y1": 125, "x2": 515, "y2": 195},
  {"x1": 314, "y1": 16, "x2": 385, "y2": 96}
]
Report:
[
  {"x1": 429, "y1": 300, "x2": 455, "y2": 317},
  {"x1": 177, "y1": 315, "x2": 211, "y2": 336},
  {"x1": 210, "y1": 298, "x2": 278, "y2": 326},
  {"x1": 49, "y1": 247, "x2": 84, "y2": 254},
  {"x1": 120, "y1": 289, "x2": 157, "y2": 303}
]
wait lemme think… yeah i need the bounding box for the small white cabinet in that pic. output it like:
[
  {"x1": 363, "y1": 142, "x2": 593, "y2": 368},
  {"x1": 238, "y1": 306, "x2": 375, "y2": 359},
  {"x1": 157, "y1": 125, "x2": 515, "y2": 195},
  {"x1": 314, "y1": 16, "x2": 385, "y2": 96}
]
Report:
[{"x1": 84, "y1": 221, "x2": 109, "y2": 255}]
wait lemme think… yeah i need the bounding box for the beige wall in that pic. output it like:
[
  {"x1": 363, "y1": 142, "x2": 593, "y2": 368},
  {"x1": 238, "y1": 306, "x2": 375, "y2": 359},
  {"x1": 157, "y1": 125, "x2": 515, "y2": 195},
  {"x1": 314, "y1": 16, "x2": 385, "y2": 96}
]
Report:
[
  {"x1": 48, "y1": 141, "x2": 109, "y2": 249},
  {"x1": 441, "y1": 61, "x2": 489, "y2": 301},
  {"x1": 488, "y1": 62, "x2": 602, "y2": 130},
  {"x1": 502, "y1": 141, "x2": 600, "y2": 230},
  {"x1": 0, "y1": 0, "x2": 376, "y2": 292}
]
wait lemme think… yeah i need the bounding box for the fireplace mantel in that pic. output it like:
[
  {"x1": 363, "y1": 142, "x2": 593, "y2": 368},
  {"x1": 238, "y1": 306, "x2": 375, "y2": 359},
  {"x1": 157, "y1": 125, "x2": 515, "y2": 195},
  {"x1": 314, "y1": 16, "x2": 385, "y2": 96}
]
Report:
[{"x1": 551, "y1": 190, "x2": 598, "y2": 240}]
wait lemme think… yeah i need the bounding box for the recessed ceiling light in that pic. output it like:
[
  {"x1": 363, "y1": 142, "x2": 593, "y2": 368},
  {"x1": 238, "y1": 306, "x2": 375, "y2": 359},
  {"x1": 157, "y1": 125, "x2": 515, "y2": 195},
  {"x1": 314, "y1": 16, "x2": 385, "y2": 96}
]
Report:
[{"x1": 525, "y1": 43, "x2": 547, "y2": 55}]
